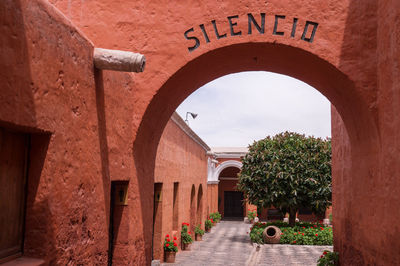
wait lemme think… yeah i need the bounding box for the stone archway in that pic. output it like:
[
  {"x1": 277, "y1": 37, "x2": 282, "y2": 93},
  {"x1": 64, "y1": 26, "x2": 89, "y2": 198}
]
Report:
[
  {"x1": 213, "y1": 160, "x2": 243, "y2": 182},
  {"x1": 133, "y1": 41, "x2": 379, "y2": 264}
]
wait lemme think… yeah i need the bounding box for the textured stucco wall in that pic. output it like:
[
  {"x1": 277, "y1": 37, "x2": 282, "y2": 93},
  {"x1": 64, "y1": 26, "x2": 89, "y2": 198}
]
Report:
[
  {"x1": 1, "y1": 0, "x2": 399, "y2": 264},
  {"x1": 154, "y1": 118, "x2": 208, "y2": 261},
  {"x1": 0, "y1": 0, "x2": 149, "y2": 264}
]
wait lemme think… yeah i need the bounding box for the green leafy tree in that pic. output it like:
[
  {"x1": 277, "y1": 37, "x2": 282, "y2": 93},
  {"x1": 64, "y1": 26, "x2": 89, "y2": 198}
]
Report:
[{"x1": 238, "y1": 132, "x2": 331, "y2": 227}]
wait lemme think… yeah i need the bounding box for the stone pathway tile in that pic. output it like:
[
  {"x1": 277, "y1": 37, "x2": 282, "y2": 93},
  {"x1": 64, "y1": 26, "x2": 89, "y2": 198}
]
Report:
[
  {"x1": 254, "y1": 244, "x2": 333, "y2": 266},
  {"x1": 162, "y1": 220, "x2": 253, "y2": 266},
  {"x1": 161, "y1": 220, "x2": 333, "y2": 266}
]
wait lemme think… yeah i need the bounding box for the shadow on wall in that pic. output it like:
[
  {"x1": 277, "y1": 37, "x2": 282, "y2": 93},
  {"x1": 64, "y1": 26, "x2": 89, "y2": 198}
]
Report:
[
  {"x1": 24, "y1": 134, "x2": 54, "y2": 260},
  {"x1": 335, "y1": 0, "x2": 379, "y2": 264},
  {"x1": 94, "y1": 69, "x2": 111, "y2": 229}
]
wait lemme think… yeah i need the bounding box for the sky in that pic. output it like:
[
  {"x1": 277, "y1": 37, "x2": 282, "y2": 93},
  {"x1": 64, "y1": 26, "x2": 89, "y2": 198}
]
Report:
[{"x1": 176, "y1": 71, "x2": 331, "y2": 147}]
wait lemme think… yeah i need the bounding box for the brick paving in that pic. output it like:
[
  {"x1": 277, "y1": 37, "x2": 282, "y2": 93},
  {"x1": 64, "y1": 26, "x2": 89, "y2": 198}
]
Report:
[{"x1": 160, "y1": 220, "x2": 333, "y2": 266}]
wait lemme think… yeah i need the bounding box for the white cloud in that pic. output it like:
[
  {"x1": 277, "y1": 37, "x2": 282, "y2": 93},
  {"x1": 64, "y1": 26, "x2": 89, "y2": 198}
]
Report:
[{"x1": 176, "y1": 71, "x2": 331, "y2": 147}]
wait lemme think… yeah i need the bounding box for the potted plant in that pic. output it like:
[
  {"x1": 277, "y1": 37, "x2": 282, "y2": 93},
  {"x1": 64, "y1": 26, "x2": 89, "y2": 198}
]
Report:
[
  {"x1": 317, "y1": 250, "x2": 339, "y2": 266},
  {"x1": 181, "y1": 222, "x2": 193, "y2": 250},
  {"x1": 247, "y1": 210, "x2": 257, "y2": 223},
  {"x1": 164, "y1": 234, "x2": 178, "y2": 263},
  {"x1": 209, "y1": 212, "x2": 222, "y2": 223},
  {"x1": 194, "y1": 224, "x2": 204, "y2": 241},
  {"x1": 210, "y1": 218, "x2": 216, "y2": 226},
  {"x1": 205, "y1": 219, "x2": 212, "y2": 232}
]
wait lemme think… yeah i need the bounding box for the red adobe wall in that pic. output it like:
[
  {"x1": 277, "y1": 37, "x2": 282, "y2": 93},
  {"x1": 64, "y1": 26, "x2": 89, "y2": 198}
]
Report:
[
  {"x1": 0, "y1": 0, "x2": 151, "y2": 264},
  {"x1": 153, "y1": 115, "x2": 208, "y2": 262},
  {"x1": 207, "y1": 184, "x2": 219, "y2": 215}
]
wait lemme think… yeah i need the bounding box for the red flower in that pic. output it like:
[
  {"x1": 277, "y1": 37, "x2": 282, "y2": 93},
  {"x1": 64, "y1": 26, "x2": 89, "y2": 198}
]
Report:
[
  {"x1": 174, "y1": 237, "x2": 177, "y2": 240},
  {"x1": 320, "y1": 255, "x2": 323, "y2": 258},
  {"x1": 189, "y1": 232, "x2": 191, "y2": 234},
  {"x1": 315, "y1": 234, "x2": 318, "y2": 236},
  {"x1": 167, "y1": 239, "x2": 170, "y2": 242},
  {"x1": 302, "y1": 227, "x2": 305, "y2": 229},
  {"x1": 166, "y1": 243, "x2": 169, "y2": 247},
  {"x1": 293, "y1": 240, "x2": 296, "y2": 244},
  {"x1": 321, "y1": 228, "x2": 324, "y2": 230},
  {"x1": 294, "y1": 233, "x2": 297, "y2": 235},
  {"x1": 173, "y1": 243, "x2": 177, "y2": 246},
  {"x1": 302, "y1": 233, "x2": 304, "y2": 236},
  {"x1": 166, "y1": 234, "x2": 169, "y2": 238},
  {"x1": 281, "y1": 233, "x2": 284, "y2": 235},
  {"x1": 323, "y1": 251, "x2": 328, "y2": 255}
]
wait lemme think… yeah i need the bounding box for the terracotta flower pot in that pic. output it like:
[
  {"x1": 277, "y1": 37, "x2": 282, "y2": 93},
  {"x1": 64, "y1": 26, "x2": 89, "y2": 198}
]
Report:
[
  {"x1": 195, "y1": 234, "x2": 202, "y2": 241},
  {"x1": 165, "y1": 251, "x2": 176, "y2": 263},
  {"x1": 262, "y1": 225, "x2": 282, "y2": 244},
  {"x1": 182, "y1": 242, "x2": 191, "y2": 250}
]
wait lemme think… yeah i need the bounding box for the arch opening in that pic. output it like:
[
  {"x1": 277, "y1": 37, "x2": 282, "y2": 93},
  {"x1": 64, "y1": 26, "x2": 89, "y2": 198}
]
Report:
[{"x1": 134, "y1": 41, "x2": 380, "y2": 260}]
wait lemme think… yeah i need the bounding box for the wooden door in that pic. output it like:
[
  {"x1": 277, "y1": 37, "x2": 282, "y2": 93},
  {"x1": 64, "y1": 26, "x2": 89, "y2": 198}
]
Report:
[
  {"x1": 0, "y1": 128, "x2": 29, "y2": 261},
  {"x1": 224, "y1": 191, "x2": 244, "y2": 217}
]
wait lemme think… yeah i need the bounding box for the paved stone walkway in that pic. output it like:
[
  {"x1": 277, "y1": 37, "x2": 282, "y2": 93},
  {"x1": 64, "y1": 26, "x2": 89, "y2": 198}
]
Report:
[{"x1": 161, "y1": 220, "x2": 333, "y2": 266}]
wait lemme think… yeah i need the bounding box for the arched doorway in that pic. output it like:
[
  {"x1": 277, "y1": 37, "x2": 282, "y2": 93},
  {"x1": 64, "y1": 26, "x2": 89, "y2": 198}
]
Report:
[
  {"x1": 190, "y1": 185, "x2": 196, "y2": 234},
  {"x1": 196, "y1": 184, "x2": 203, "y2": 226},
  {"x1": 218, "y1": 166, "x2": 243, "y2": 218},
  {"x1": 133, "y1": 40, "x2": 379, "y2": 265}
]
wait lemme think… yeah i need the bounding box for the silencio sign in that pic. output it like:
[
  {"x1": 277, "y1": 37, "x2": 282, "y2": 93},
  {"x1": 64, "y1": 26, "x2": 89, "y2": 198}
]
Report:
[{"x1": 184, "y1": 13, "x2": 319, "y2": 52}]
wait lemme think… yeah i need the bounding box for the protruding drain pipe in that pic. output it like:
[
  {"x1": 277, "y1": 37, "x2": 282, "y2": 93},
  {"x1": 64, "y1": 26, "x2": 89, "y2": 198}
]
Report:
[{"x1": 93, "y1": 48, "x2": 146, "y2": 72}]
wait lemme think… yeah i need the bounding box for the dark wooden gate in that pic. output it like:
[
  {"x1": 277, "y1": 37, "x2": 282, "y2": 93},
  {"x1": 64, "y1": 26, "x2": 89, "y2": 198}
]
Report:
[
  {"x1": 223, "y1": 191, "x2": 243, "y2": 217},
  {"x1": 0, "y1": 128, "x2": 29, "y2": 262}
]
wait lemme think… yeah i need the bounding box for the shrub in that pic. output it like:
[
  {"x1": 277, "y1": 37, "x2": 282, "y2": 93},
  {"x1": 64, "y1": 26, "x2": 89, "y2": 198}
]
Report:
[
  {"x1": 181, "y1": 223, "x2": 193, "y2": 244},
  {"x1": 238, "y1": 132, "x2": 332, "y2": 227},
  {"x1": 317, "y1": 250, "x2": 339, "y2": 266},
  {"x1": 194, "y1": 225, "x2": 204, "y2": 236},
  {"x1": 164, "y1": 234, "x2": 178, "y2": 252}
]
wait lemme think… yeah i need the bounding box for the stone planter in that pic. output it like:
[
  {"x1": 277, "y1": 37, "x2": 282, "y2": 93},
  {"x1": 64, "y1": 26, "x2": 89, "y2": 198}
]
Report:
[
  {"x1": 182, "y1": 242, "x2": 192, "y2": 250},
  {"x1": 262, "y1": 225, "x2": 282, "y2": 244},
  {"x1": 164, "y1": 251, "x2": 176, "y2": 263},
  {"x1": 195, "y1": 234, "x2": 202, "y2": 241}
]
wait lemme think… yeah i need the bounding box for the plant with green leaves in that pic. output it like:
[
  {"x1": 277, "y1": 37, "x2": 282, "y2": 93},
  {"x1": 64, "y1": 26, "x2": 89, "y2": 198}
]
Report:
[
  {"x1": 164, "y1": 234, "x2": 178, "y2": 252},
  {"x1": 247, "y1": 210, "x2": 257, "y2": 221},
  {"x1": 238, "y1": 131, "x2": 332, "y2": 227},
  {"x1": 209, "y1": 212, "x2": 222, "y2": 223},
  {"x1": 317, "y1": 250, "x2": 339, "y2": 266},
  {"x1": 205, "y1": 219, "x2": 212, "y2": 230},
  {"x1": 194, "y1": 225, "x2": 204, "y2": 236},
  {"x1": 181, "y1": 223, "x2": 193, "y2": 244},
  {"x1": 249, "y1": 221, "x2": 333, "y2": 245}
]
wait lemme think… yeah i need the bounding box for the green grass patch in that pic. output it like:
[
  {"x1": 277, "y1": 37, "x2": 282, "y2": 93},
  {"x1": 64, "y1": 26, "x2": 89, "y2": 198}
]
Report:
[{"x1": 249, "y1": 221, "x2": 333, "y2": 245}]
